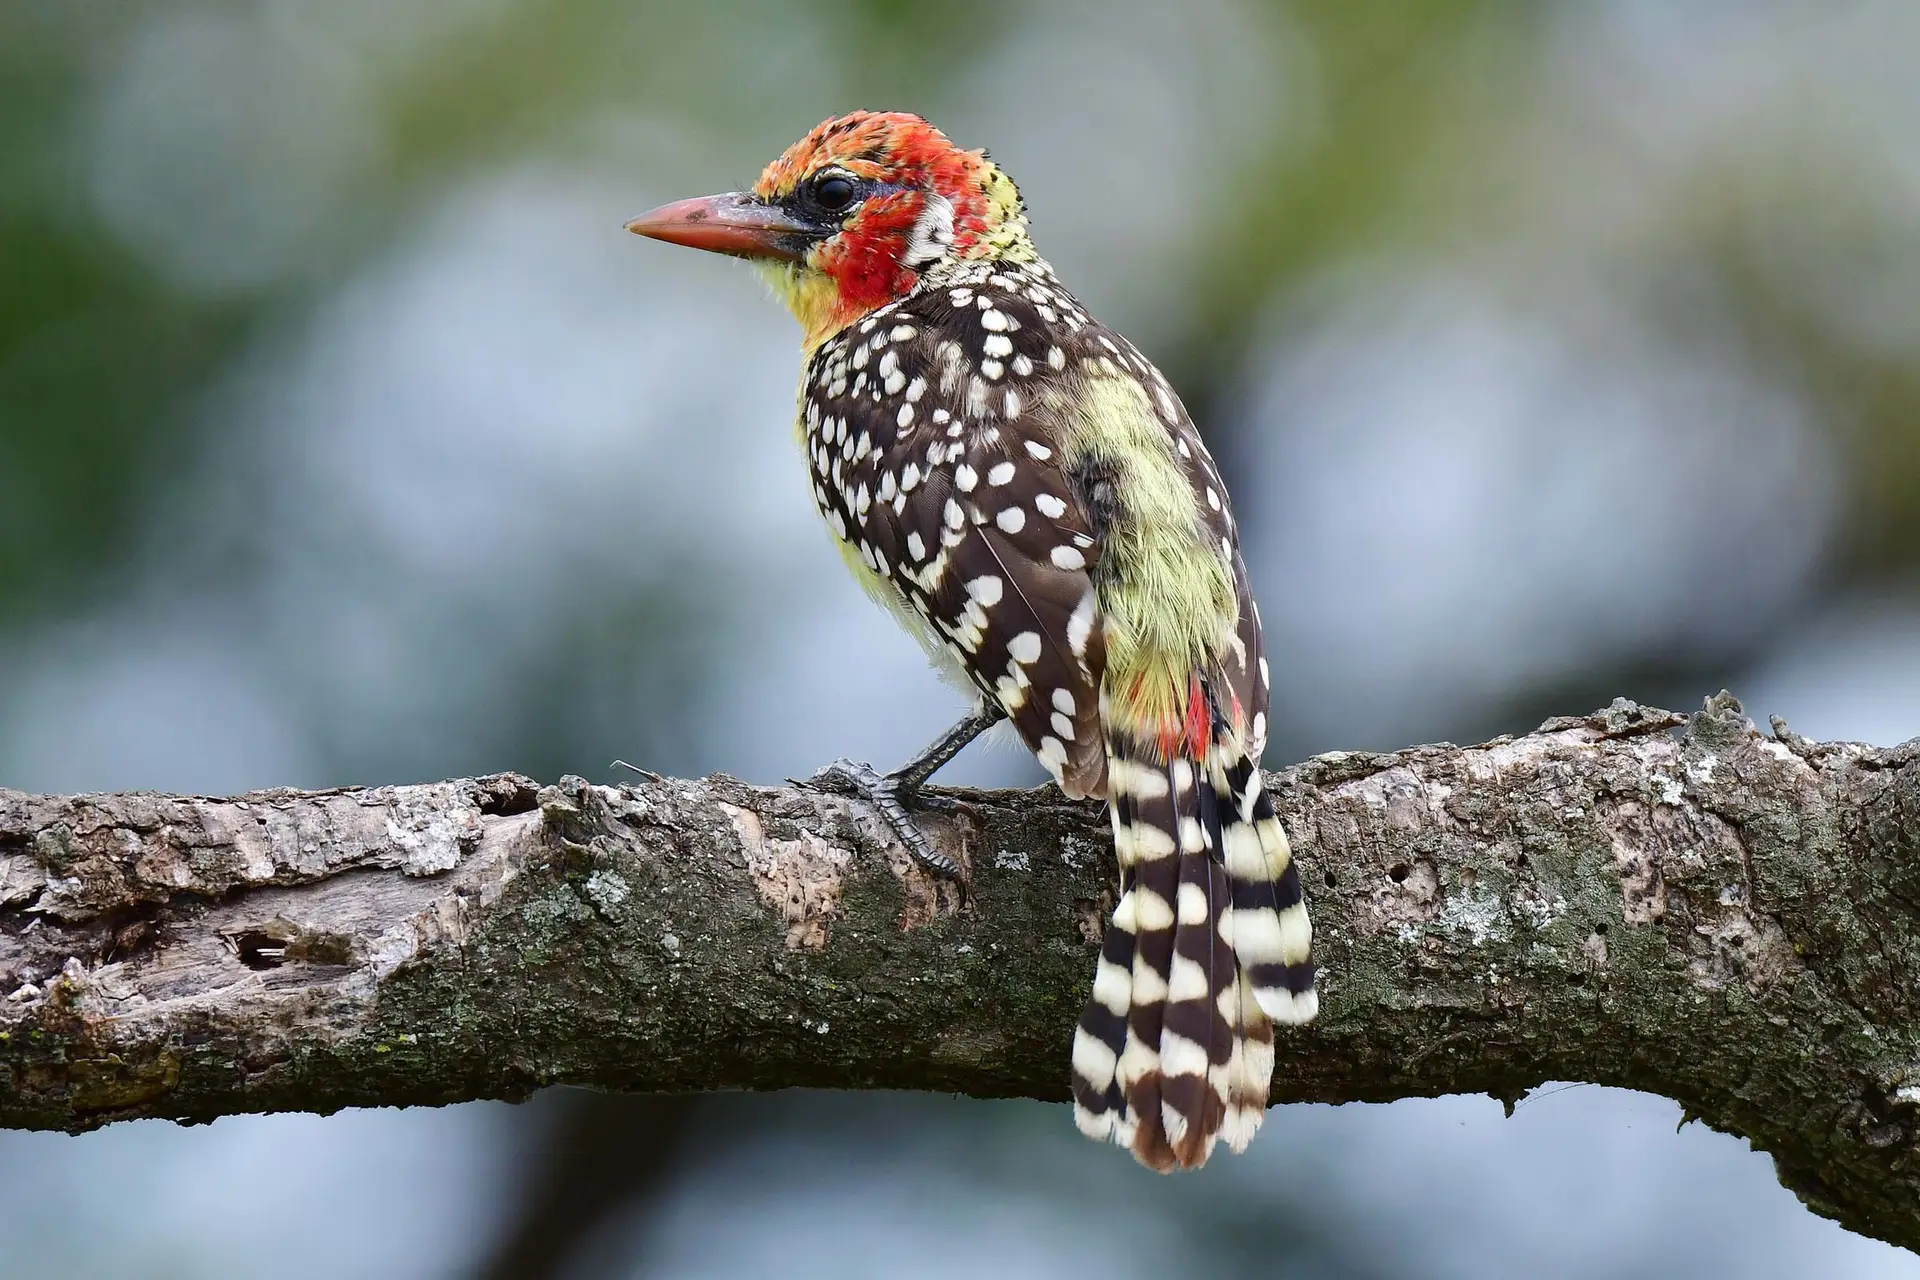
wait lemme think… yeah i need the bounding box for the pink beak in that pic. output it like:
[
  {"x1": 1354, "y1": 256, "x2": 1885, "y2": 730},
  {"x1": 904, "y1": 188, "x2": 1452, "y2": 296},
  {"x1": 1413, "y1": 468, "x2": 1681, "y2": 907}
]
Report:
[{"x1": 625, "y1": 191, "x2": 813, "y2": 262}]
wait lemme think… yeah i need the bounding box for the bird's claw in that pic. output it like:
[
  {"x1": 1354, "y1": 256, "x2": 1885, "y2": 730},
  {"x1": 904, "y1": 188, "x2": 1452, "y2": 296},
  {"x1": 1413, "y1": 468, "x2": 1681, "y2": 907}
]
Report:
[{"x1": 797, "y1": 757, "x2": 963, "y2": 879}]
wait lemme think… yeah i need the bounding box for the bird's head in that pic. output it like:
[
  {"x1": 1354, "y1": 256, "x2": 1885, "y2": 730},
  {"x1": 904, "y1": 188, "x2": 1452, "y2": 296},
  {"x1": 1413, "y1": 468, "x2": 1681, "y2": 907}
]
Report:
[{"x1": 627, "y1": 111, "x2": 1033, "y2": 348}]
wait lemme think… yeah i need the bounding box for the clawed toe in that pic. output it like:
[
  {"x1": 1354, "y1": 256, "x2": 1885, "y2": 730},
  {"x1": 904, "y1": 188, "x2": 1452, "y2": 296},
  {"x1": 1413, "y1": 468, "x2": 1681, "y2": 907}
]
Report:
[{"x1": 796, "y1": 757, "x2": 961, "y2": 879}]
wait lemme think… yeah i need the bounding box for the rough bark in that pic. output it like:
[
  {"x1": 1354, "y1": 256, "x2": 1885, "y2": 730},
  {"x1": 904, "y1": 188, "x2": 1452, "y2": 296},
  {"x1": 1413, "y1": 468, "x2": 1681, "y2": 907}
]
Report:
[{"x1": 2, "y1": 694, "x2": 1918, "y2": 1249}]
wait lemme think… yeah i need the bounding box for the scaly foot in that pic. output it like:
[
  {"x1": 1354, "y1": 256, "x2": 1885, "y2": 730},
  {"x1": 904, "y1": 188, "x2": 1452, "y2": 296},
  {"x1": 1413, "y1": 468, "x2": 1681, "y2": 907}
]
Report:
[{"x1": 802, "y1": 757, "x2": 962, "y2": 877}]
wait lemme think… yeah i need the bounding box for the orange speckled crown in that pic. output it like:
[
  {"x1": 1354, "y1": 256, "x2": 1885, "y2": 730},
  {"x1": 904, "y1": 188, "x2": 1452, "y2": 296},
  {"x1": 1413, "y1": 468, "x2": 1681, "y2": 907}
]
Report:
[{"x1": 753, "y1": 111, "x2": 1032, "y2": 343}]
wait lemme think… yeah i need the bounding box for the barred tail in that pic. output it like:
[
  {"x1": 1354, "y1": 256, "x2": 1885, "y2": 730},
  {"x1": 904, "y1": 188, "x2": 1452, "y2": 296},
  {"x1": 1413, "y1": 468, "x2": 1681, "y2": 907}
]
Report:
[{"x1": 1069, "y1": 683, "x2": 1316, "y2": 1171}]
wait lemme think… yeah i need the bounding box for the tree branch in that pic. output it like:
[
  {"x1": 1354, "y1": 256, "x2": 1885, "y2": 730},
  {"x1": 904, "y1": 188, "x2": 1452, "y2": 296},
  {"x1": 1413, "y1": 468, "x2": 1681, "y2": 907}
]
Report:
[{"x1": 3, "y1": 695, "x2": 1919, "y2": 1248}]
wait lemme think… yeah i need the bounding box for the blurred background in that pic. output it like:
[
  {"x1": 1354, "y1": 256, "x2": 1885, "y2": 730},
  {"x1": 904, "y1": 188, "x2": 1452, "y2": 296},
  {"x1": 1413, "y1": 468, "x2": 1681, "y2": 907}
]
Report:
[{"x1": 3, "y1": 0, "x2": 1918, "y2": 1275}]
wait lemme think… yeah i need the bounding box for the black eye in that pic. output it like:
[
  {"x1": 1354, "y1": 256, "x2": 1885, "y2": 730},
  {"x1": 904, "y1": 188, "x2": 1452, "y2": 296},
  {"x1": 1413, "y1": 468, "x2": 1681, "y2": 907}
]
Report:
[{"x1": 811, "y1": 174, "x2": 858, "y2": 214}]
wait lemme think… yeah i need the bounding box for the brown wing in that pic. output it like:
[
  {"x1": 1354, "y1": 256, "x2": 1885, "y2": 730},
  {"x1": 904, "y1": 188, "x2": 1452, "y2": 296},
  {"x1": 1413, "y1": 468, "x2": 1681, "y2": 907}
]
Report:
[{"x1": 800, "y1": 266, "x2": 1113, "y2": 796}]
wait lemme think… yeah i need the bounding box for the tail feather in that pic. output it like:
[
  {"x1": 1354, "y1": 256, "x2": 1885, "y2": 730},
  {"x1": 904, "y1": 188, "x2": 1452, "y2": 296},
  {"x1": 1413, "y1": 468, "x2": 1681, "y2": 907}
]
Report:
[
  {"x1": 1214, "y1": 749, "x2": 1317, "y2": 1024},
  {"x1": 1119, "y1": 768, "x2": 1179, "y2": 1170},
  {"x1": 1071, "y1": 807, "x2": 1136, "y2": 1142},
  {"x1": 1069, "y1": 677, "x2": 1318, "y2": 1171}
]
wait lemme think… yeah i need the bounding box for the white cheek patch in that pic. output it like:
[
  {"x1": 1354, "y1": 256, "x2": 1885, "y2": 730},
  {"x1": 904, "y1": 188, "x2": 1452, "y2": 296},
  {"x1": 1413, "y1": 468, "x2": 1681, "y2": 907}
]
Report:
[{"x1": 903, "y1": 192, "x2": 956, "y2": 268}]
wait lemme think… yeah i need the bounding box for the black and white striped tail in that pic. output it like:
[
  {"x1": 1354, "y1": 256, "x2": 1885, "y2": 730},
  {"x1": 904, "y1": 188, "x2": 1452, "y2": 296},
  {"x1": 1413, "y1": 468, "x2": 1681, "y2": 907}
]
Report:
[{"x1": 1069, "y1": 704, "x2": 1316, "y2": 1171}]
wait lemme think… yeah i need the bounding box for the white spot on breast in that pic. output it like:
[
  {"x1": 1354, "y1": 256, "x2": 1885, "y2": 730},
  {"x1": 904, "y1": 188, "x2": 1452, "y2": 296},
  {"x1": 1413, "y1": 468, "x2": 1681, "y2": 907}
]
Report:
[
  {"x1": 996, "y1": 506, "x2": 1026, "y2": 533},
  {"x1": 901, "y1": 462, "x2": 921, "y2": 491},
  {"x1": 1052, "y1": 688, "x2": 1076, "y2": 715},
  {"x1": 906, "y1": 377, "x2": 926, "y2": 403},
  {"x1": 891, "y1": 324, "x2": 917, "y2": 342},
  {"x1": 1206, "y1": 487, "x2": 1220, "y2": 510},
  {"x1": 932, "y1": 408, "x2": 951, "y2": 424},
  {"x1": 1034, "y1": 493, "x2": 1067, "y2": 519},
  {"x1": 907, "y1": 531, "x2": 927, "y2": 561},
  {"x1": 1024, "y1": 440, "x2": 1052, "y2": 461},
  {"x1": 945, "y1": 499, "x2": 965, "y2": 528},
  {"x1": 1002, "y1": 389, "x2": 1022, "y2": 419},
  {"x1": 968, "y1": 574, "x2": 1003, "y2": 605},
  {"x1": 1176, "y1": 438, "x2": 1192, "y2": 459},
  {"x1": 1050, "y1": 711, "x2": 1076, "y2": 741},
  {"x1": 967, "y1": 378, "x2": 990, "y2": 418},
  {"x1": 982, "y1": 333, "x2": 1013, "y2": 358},
  {"x1": 1050, "y1": 545, "x2": 1086, "y2": 571},
  {"x1": 955, "y1": 464, "x2": 978, "y2": 492},
  {"x1": 950, "y1": 289, "x2": 973, "y2": 306},
  {"x1": 897, "y1": 404, "x2": 914, "y2": 427},
  {"x1": 884, "y1": 370, "x2": 906, "y2": 395},
  {"x1": 1012, "y1": 354, "x2": 1033, "y2": 376},
  {"x1": 987, "y1": 461, "x2": 1015, "y2": 486},
  {"x1": 1258, "y1": 657, "x2": 1270, "y2": 688},
  {"x1": 1009, "y1": 631, "x2": 1043, "y2": 663},
  {"x1": 981, "y1": 359, "x2": 1004, "y2": 380}
]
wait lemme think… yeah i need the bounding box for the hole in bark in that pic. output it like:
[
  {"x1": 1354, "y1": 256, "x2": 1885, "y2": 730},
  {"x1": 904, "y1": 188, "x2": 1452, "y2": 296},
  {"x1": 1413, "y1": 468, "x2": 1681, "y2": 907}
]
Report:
[
  {"x1": 236, "y1": 932, "x2": 287, "y2": 970},
  {"x1": 97, "y1": 902, "x2": 165, "y2": 962},
  {"x1": 1728, "y1": 933, "x2": 1744, "y2": 949},
  {"x1": 1594, "y1": 922, "x2": 1609, "y2": 936},
  {"x1": 476, "y1": 776, "x2": 542, "y2": 817},
  {"x1": 1388, "y1": 863, "x2": 1411, "y2": 884},
  {"x1": 1322, "y1": 870, "x2": 1337, "y2": 889},
  {"x1": 1567, "y1": 972, "x2": 1586, "y2": 986}
]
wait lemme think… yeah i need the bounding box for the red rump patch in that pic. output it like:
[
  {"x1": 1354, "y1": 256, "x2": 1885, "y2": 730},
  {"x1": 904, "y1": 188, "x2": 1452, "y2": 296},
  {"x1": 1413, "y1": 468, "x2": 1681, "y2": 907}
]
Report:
[{"x1": 1142, "y1": 672, "x2": 1213, "y2": 763}]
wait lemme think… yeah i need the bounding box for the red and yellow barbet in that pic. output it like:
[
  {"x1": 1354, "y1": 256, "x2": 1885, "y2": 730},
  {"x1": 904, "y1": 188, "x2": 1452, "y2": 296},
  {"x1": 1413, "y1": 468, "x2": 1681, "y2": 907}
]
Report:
[{"x1": 628, "y1": 111, "x2": 1317, "y2": 1169}]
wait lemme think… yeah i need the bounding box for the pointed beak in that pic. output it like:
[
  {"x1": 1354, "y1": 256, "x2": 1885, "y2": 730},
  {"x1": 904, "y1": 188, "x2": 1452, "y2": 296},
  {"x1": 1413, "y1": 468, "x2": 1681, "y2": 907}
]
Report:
[{"x1": 624, "y1": 191, "x2": 814, "y2": 262}]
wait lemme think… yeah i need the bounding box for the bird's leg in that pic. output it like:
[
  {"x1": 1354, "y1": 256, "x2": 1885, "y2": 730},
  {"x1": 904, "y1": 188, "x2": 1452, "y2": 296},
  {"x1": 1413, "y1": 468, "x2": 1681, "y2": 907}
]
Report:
[
  {"x1": 802, "y1": 701, "x2": 1007, "y2": 877},
  {"x1": 891, "y1": 701, "x2": 1008, "y2": 792}
]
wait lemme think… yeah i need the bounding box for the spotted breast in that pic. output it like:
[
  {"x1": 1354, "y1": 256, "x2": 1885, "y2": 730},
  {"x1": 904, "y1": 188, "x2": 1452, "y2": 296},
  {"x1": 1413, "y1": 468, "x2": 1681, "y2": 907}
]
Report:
[{"x1": 799, "y1": 257, "x2": 1117, "y2": 797}]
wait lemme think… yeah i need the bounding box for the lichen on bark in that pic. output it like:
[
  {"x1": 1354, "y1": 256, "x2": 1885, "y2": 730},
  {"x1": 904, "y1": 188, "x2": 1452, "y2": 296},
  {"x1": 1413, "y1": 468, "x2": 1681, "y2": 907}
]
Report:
[{"x1": 2, "y1": 695, "x2": 1919, "y2": 1251}]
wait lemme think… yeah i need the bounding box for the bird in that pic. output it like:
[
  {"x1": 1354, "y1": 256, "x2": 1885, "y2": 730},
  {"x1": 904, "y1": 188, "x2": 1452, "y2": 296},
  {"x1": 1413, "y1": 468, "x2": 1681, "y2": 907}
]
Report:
[{"x1": 626, "y1": 111, "x2": 1316, "y2": 1170}]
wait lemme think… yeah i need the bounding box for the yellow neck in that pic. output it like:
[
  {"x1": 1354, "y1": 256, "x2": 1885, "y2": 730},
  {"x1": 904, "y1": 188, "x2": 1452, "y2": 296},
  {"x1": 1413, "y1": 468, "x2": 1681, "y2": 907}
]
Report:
[{"x1": 758, "y1": 262, "x2": 857, "y2": 351}]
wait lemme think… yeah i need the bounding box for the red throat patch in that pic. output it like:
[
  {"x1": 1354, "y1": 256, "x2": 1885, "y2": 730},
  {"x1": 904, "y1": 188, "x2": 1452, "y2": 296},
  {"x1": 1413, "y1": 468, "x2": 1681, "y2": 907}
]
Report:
[{"x1": 754, "y1": 111, "x2": 1005, "y2": 326}]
